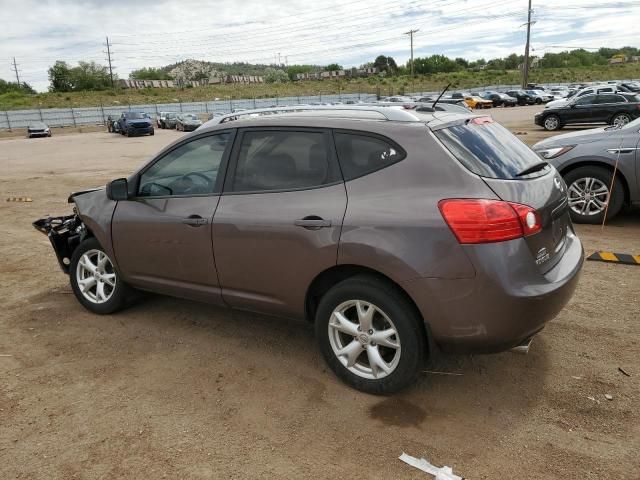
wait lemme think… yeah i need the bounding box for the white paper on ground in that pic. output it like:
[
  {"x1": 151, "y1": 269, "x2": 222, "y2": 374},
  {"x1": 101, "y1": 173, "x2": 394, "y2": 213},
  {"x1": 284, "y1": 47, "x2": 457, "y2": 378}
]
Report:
[{"x1": 399, "y1": 452, "x2": 463, "y2": 480}]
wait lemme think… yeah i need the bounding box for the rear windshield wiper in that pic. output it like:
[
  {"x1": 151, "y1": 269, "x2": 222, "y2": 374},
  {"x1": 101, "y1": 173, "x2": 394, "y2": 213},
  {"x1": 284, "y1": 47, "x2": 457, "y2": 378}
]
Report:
[{"x1": 515, "y1": 161, "x2": 549, "y2": 177}]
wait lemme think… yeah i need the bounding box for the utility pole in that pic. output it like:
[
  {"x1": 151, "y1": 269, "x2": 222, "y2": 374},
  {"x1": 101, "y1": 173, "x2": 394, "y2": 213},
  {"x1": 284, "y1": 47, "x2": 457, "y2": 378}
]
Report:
[
  {"x1": 11, "y1": 57, "x2": 20, "y2": 87},
  {"x1": 104, "y1": 36, "x2": 115, "y2": 89},
  {"x1": 522, "y1": 0, "x2": 533, "y2": 88},
  {"x1": 404, "y1": 29, "x2": 419, "y2": 92},
  {"x1": 278, "y1": 52, "x2": 281, "y2": 66}
]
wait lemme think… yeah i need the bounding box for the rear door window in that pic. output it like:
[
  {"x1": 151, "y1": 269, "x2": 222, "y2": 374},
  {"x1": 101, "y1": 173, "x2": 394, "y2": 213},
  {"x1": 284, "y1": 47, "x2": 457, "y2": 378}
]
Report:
[
  {"x1": 333, "y1": 132, "x2": 405, "y2": 180},
  {"x1": 434, "y1": 119, "x2": 550, "y2": 179},
  {"x1": 230, "y1": 130, "x2": 340, "y2": 192}
]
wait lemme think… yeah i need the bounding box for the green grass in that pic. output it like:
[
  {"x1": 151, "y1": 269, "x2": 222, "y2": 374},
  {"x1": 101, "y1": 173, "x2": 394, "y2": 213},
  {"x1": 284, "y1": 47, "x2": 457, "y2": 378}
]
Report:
[{"x1": 2, "y1": 64, "x2": 639, "y2": 111}]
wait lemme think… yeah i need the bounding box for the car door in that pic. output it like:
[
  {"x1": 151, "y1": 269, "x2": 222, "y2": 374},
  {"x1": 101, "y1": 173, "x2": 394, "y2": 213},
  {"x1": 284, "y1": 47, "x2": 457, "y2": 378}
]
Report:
[
  {"x1": 591, "y1": 94, "x2": 624, "y2": 122},
  {"x1": 565, "y1": 94, "x2": 596, "y2": 124},
  {"x1": 111, "y1": 130, "x2": 235, "y2": 304},
  {"x1": 213, "y1": 127, "x2": 347, "y2": 318}
]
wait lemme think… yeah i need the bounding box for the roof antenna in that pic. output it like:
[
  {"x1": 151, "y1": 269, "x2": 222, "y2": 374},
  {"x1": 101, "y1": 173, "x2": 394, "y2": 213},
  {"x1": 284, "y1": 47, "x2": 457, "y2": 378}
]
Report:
[{"x1": 432, "y1": 83, "x2": 452, "y2": 109}]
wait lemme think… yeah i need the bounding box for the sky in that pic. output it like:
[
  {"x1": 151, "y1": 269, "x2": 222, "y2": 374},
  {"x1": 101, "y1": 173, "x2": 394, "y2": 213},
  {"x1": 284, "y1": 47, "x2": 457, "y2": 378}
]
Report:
[{"x1": 1, "y1": 0, "x2": 639, "y2": 92}]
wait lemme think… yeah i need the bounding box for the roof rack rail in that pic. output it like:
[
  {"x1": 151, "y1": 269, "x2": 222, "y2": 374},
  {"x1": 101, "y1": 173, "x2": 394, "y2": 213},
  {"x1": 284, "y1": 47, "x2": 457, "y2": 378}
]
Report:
[{"x1": 202, "y1": 104, "x2": 421, "y2": 127}]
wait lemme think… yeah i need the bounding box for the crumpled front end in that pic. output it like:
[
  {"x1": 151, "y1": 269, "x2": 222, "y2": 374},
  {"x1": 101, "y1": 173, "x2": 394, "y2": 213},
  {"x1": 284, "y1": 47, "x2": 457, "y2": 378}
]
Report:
[{"x1": 33, "y1": 213, "x2": 88, "y2": 273}]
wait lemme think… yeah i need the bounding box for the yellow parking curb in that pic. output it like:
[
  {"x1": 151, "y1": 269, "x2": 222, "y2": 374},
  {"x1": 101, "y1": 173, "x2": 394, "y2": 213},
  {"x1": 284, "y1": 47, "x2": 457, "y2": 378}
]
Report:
[{"x1": 587, "y1": 251, "x2": 640, "y2": 266}]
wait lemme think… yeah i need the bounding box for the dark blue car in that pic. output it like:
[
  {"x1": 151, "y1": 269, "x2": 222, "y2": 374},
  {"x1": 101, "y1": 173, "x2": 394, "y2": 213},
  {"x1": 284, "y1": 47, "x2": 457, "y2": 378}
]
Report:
[{"x1": 118, "y1": 111, "x2": 154, "y2": 137}]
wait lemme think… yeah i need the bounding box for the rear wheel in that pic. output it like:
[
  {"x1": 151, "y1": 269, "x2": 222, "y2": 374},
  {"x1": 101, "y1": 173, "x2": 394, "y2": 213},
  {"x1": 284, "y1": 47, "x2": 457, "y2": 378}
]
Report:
[
  {"x1": 543, "y1": 114, "x2": 561, "y2": 131},
  {"x1": 69, "y1": 237, "x2": 131, "y2": 314},
  {"x1": 564, "y1": 166, "x2": 624, "y2": 224},
  {"x1": 315, "y1": 275, "x2": 426, "y2": 394},
  {"x1": 611, "y1": 113, "x2": 631, "y2": 127}
]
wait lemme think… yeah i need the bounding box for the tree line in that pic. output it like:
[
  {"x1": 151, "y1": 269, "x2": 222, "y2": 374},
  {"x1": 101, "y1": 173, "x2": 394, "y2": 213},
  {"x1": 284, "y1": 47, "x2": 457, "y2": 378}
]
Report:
[{"x1": 6, "y1": 46, "x2": 638, "y2": 94}]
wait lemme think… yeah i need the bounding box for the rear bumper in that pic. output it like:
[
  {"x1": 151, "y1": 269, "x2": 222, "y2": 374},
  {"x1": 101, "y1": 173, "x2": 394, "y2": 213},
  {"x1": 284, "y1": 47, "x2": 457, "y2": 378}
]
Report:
[{"x1": 402, "y1": 231, "x2": 583, "y2": 353}]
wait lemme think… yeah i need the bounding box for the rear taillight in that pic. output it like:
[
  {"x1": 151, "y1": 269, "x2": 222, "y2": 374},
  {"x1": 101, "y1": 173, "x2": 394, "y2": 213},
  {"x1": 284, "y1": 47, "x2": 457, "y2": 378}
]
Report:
[{"x1": 438, "y1": 199, "x2": 542, "y2": 244}]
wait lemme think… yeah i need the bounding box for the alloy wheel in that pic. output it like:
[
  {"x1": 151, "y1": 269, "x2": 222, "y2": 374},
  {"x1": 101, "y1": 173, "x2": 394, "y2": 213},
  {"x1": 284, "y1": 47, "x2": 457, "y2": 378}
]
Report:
[
  {"x1": 612, "y1": 114, "x2": 630, "y2": 127},
  {"x1": 568, "y1": 177, "x2": 609, "y2": 216},
  {"x1": 544, "y1": 116, "x2": 559, "y2": 130},
  {"x1": 76, "y1": 249, "x2": 117, "y2": 304},
  {"x1": 328, "y1": 300, "x2": 401, "y2": 380}
]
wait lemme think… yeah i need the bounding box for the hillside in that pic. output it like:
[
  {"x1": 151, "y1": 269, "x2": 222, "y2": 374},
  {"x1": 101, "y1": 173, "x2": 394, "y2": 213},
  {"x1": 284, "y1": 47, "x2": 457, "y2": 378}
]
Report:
[{"x1": 1, "y1": 63, "x2": 639, "y2": 111}]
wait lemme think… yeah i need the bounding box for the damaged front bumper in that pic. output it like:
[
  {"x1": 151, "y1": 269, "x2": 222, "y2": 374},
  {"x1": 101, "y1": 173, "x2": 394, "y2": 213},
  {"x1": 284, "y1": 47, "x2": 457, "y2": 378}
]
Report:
[{"x1": 33, "y1": 214, "x2": 87, "y2": 274}]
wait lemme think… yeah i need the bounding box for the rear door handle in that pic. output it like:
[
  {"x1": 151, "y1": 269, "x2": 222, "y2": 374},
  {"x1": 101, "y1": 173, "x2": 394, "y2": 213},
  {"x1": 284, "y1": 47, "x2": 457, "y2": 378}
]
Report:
[
  {"x1": 294, "y1": 216, "x2": 332, "y2": 229},
  {"x1": 182, "y1": 215, "x2": 208, "y2": 227}
]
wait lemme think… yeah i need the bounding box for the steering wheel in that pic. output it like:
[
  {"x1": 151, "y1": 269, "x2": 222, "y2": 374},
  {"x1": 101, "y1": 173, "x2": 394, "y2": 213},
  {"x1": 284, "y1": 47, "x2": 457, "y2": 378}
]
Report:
[{"x1": 181, "y1": 172, "x2": 212, "y2": 186}]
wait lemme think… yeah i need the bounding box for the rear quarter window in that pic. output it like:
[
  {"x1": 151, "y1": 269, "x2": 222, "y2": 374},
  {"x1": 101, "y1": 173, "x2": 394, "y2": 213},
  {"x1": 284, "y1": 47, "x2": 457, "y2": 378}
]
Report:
[
  {"x1": 434, "y1": 120, "x2": 550, "y2": 179},
  {"x1": 333, "y1": 132, "x2": 406, "y2": 180}
]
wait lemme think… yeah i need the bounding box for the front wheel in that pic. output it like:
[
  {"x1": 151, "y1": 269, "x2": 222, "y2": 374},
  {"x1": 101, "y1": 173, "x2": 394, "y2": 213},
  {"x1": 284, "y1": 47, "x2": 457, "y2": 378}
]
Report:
[
  {"x1": 535, "y1": 98, "x2": 542, "y2": 104},
  {"x1": 315, "y1": 275, "x2": 426, "y2": 395},
  {"x1": 70, "y1": 238, "x2": 131, "y2": 314},
  {"x1": 564, "y1": 166, "x2": 624, "y2": 224},
  {"x1": 543, "y1": 114, "x2": 561, "y2": 131}
]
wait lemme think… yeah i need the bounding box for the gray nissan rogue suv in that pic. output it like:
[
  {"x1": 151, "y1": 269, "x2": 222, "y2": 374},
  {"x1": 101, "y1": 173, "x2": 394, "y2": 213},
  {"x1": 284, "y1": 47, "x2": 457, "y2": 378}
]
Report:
[{"x1": 34, "y1": 106, "x2": 583, "y2": 394}]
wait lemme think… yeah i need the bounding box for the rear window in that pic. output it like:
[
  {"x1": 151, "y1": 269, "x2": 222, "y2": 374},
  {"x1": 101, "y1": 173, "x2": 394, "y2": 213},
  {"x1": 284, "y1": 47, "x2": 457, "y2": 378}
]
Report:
[
  {"x1": 434, "y1": 120, "x2": 550, "y2": 179},
  {"x1": 334, "y1": 132, "x2": 405, "y2": 180}
]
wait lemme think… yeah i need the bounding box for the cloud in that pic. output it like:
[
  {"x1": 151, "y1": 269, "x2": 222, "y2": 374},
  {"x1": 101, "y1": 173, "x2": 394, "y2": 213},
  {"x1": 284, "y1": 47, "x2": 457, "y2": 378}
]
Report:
[{"x1": 0, "y1": 0, "x2": 638, "y2": 92}]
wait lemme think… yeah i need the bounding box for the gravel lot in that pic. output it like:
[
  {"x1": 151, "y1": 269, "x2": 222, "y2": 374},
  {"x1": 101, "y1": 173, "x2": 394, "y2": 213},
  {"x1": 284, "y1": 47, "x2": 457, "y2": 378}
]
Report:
[{"x1": 1, "y1": 108, "x2": 639, "y2": 479}]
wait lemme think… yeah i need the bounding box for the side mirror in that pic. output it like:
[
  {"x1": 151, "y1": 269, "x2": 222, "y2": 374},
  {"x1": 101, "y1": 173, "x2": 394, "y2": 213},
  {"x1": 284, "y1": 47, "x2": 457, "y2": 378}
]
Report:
[{"x1": 106, "y1": 178, "x2": 129, "y2": 201}]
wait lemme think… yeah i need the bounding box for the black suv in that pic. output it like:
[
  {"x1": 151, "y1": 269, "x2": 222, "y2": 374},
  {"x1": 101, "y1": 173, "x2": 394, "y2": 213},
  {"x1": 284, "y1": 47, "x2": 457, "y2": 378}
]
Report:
[
  {"x1": 505, "y1": 90, "x2": 536, "y2": 106},
  {"x1": 535, "y1": 93, "x2": 640, "y2": 130}
]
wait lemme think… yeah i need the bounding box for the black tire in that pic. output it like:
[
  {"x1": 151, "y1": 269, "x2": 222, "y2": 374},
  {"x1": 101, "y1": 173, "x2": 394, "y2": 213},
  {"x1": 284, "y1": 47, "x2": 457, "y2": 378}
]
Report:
[
  {"x1": 543, "y1": 114, "x2": 561, "y2": 131},
  {"x1": 149, "y1": 128, "x2": 154, "y2": 136},
  {"x1": 69, "y1": 237, "x2": 131, "y2": 314},
  {"x1": 315, "y1": 275, "x2": 427, "y2": 395},
  {"x1": 563, "y1": 166, "x2": 625, "y2": 224},
  {"x1": 535, "y1": 97, "x2": 542, "y2": 104}
]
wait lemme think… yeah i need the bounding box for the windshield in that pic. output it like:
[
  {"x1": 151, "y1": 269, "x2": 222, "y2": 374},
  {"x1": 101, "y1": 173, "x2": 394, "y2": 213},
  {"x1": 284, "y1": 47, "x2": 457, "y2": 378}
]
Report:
[
  {"x1": 184, "y1": 114, "x2": 198, "y2": 120},
  {"x1": 434, "y1": 119, "x2": 551, "y2": 179},
  {"x1": 126, "y1": 112, "x2": 145, "y2": 119}
]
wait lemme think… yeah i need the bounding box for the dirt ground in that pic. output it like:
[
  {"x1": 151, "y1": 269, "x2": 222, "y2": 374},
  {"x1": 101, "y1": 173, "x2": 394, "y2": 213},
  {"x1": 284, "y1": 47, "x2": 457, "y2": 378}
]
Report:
[{"x1": 1, "y1": 109, "x2": 639, "y2": 479}]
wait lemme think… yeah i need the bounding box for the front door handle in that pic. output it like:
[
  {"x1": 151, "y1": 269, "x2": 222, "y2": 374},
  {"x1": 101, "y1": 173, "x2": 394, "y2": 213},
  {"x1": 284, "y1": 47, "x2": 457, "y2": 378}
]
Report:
[
  {"x1": 294, "y1": 216, "x2": 332, "y2": 229},
  {"x1": 182, "y1": 215, "x2": 208, "y2": 227}
]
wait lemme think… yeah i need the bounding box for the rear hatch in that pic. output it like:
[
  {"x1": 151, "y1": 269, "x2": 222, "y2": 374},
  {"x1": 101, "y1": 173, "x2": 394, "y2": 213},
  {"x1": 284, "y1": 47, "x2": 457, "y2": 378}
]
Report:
[{"x1": 433, "y1": 116, "x2": 572, "y2": 273}]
